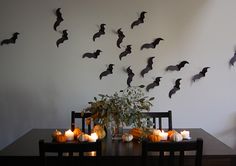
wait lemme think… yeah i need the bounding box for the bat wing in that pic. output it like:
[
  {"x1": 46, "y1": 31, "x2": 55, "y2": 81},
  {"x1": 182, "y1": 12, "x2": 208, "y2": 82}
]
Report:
[
  {"x1": 146, "y1": 82, "x2": 157, "y2": 92},
  {"x1": 83, "y1": 53, "x2": 95, "y2": 58},
  {"x1": 178, "y1": 61, "x2": 189, "y2": 70},
  {"x1": 200, "y1": 67, "x2": 210, "y2": 76},
  {"x1": 230, "y1": 56, "x2": 236, "y2": 66},
  {"x1": 54, "y1": 18, "x2": 63, "y2": 31},
  {"x1": 56, "y1": 37, "x2": 64, "y2": 47},
  {"x1": 117, "y1": 36, "x2": 124, "y2": 48},
  {"x1": 168, "y1": 87, "x2": 179, "y2": 98},
  {"x1": 140, "y1": 43, "x2": 154, "y2": 50},
  {"x1": 147, "y1": 57, "x2": 154, "y2": 68},
  {"x1": 131, "y1": 19, "x2": 141, "y2": 29},
  {"x1": 99, "y1": 70, "x2": 111, "y2": 80},
  {"x1": 140, "y1": 67, "x2": 151, "y2": 77},
  {"x1": 165, "y1": 65, "x2": 178, "y2": 71},
  {"x1": 93, "y1": 32, "x2": 102, "y2": 41},
  {"x1": 127, "y1": 75, "x2": 134, "y2": 87},
  {"x1": 192, "y1": 74, "x2": 203, "y2": 82},
  {"x1": 53, "y1": 8, "x2": 63, "y2": 31},
  {"x1": 119, "y1": 50, "x2": 128, "y2": 60},
  {"x1": 1, "y1": 39, "x2": 12, "y2": 45}
]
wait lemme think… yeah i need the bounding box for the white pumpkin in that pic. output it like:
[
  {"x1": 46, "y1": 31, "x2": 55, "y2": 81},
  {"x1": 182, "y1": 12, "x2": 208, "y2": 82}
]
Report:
[
  {"x1": 77, "y1": 133, "x2": 90, "y2": 142},
  {"x1": 122, "y1": 133, "x2": 133, "y2": 142},
  {"x1": 170, "y1": 132, "x2": 183, "y2": 142}
]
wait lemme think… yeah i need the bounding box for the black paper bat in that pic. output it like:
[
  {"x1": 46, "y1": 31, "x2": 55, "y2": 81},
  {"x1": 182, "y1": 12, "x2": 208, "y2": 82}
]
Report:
[
  {"x1": 169, "y1": 78, "x2": 182, "y2": 98},
  {"x1": 82, "y1": 50, "x2": 102, "y2": 59},
  {"x1": 53, "y1": 8, "x2": 64, "y2": 31},
  {"x1": 141, "y1": 38, "x2": 164, "y2": 50},
  {"x1": 192, "y1": 67, "x2": 210, "y2": 82},
  {"x1": 56, "y1": 30, "x2": 68, "y2": 47},
  {"x1": 119, "y1": 45, "x2": 132, "y2": 60},
  {"x1": 141, "y1": 57, "x2": 155, "y2": 77},
  {"x1": 99, "y1": 64, "x2": 114, "y2": 80},
  {"x1": 131, "y1": 11, "x2": 147, "y2": 29},
  {"x1": 166, "y1": 61, "x2": 189, "y2": 71},
  {"x1": 1, "y1": 32, "x2": 20, "y2": 46},
  {"x1": 117, "y1": 28, "x2": 125, "y2": 48},
  {"x1": 126, "y1": 66, "x2": 135, "y2": 87},
  {"x1": 229, "y1": 51, "x2": 236, "y2": 66},
  {"x1": 146, "y1": 77, "x2": 162, "y2": 92},
  {"x1": 93, "y1": 24, "x2": 106, "y2": 41}
]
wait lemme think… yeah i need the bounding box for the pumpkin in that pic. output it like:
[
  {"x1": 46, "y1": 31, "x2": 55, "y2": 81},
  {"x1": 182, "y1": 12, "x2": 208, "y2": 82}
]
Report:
[
  {"x1": 92, "y1": 124, "x2": 106, "y2": 139},
  {"x1": 122, "y1": 133, "x2": 133, "y2": 142},
  {"x1": 73, "y1": 128, "x2": 83, "y2": 138},
  {"x1": 169, "y1": 132, "x2": 183, "y2": 142},
  {"x1": 152, "y1": 129, "x2": 161, "y2": 136},
  {"x1": 55, "y1": 134, "x2": 67, "y2": 143},
  {"x1": 129, "y1": 128, "x2": 143, "y2": 139},
  {"x1": 51, "y1": 129, "x2": 62, "y2": 140},
  {"x1": 77, "y1": 133, "x2": 90, "y2": 142},
  {"x1": 167, "y1": 130, "x2": 177, "y2": 139},
  {"x1": 148, "y1": 134, "x2": 162, "y2": 142}
]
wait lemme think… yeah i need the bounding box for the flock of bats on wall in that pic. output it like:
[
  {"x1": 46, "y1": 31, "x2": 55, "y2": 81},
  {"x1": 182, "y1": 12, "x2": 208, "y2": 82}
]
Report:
[{"x1": 1, "y1": 8, "x2": 235, "y2": 98}]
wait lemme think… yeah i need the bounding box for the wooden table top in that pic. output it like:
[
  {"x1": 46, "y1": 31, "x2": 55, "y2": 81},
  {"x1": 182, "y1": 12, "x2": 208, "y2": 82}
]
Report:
[{"x1": 0, "y1": 128, "x2": 235, "y2": 157}]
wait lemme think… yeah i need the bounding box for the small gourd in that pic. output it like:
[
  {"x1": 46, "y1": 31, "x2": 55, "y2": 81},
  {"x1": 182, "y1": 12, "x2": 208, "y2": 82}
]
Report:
[
  {"x1": 92, "y1": 124, "x2": 106, "y2": 139},
  {"x1": 122, "y1": 133, "x2": 133, "y2": 142},
  {"x1": 169, "y1": 132, "x2": 183, "y2": 142},
  {"x1": 73, "y1": 128, "x2": 83, "y2": 138},
  {"x1": 51, "y1": 129, "x2": 62, "y2": 140},
  {"x1": 148, "y1": 134, "x2": 162, "y2": 142},
  {"x1": 129, "y1": 128, "x2": 143, "y2": 139},
  {"x1": 152, "y1": 129, "x2": 161, "y2": 136},
  {"x1": 77, "y1": 133, "x2": 90, "y2": 142},
  {"x1": 55, "y1": 134, "x2": 67, "y2": 143}
]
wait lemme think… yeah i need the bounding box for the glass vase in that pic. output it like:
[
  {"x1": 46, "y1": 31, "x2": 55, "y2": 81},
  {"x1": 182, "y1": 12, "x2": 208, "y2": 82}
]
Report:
[{"x1": 110, "y1": 123, "x2": 123, "y2": 141}]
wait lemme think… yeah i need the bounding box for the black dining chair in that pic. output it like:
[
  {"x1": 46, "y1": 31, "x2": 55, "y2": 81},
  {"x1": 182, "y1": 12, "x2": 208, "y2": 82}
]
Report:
[
  {"x1": 39, "y1": 139, "x2": 102, "y2": 166},
  {"x1": 71, "y1": 111, "x2": 92, "y2": 134},
  {"x1": 142, "y1": 110, "x2": 173, "y2": 130},
  {"x1": 142, "y1": 138, "x2": 203, "y2": 166}
]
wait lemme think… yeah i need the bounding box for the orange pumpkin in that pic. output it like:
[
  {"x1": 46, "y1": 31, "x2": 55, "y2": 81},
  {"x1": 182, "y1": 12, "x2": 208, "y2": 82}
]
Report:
[
  {"x1": 73, "y1": 128, "x2": 83, "y2": 138},
  {"x1": 55, "y1": 134, "x2": 67, "y2": 143},
  {"x1": 148, "y1": 134, "x2": 162, "y2": 142},
  {"x1": 92, "y1": 124, "x2": 106, "y2": 139},
  {"x1": 129, "y1": 128, "x2": 143, "y2": 139},
  {"x1": 167, "y1": 130, "x2": 177, "y2": 139}
]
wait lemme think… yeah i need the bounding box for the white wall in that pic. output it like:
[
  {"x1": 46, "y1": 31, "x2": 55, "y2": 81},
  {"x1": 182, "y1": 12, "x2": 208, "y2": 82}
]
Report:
[{"x1": 1, "y1": 0, "x2": 236, "y2": 150}]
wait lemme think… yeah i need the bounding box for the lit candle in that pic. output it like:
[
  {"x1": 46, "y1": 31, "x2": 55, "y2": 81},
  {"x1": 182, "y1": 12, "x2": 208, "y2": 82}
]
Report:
[
  {"x1": 89, "y1": 133, "x2": 98, "y2": 142},
  {"x1": 181, "y1": 130, "x2": 190, "y2": 139},
  {"x1": 65, "y1": 129, "x2": 74, "y2": 141},
  {"x1": 159, "y1": 130, "x2": 168, "y2": 141}
]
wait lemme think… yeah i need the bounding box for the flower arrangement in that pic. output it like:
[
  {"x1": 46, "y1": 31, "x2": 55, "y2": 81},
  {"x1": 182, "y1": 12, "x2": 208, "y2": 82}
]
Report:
[{"x1": 83, "y1": 86, "x2": 155, "y2": 129}]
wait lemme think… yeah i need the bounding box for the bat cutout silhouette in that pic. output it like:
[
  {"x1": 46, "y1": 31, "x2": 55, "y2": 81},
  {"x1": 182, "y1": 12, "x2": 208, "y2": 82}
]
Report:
[
  {"x1": 1, "y1": 32, "x2": 20, "y2": 46},
  {"x1": 131, "y1": 11, "x2": 147, "y2": 29},
  {"x1": 53, "y1": 8, "x2": 64, "y2": 31},
  {"x1": 146, "y1": 77, "x2": 162, "y2": 92},
  {"x1": 141, "y1": 38, "x2": 164, "y2": 50},
  {"x1": 229, "y1": 50, "x2": 236, "y2": 66},
  {"x1": 166, "y1": 61, "x2": 189, "y2": 71},
  {"x1": 56, "y1": 30, "x2": 68, "y2": 47},
  {"x1": 116, "y1": 28, "x2": 125, "y2": 48},
  {"x1": 82, "y1": 50, "x2": 102, "y2": 59},
  {"x1": 93, "y1": 24, "x2": 106, "y2": 41},
  {"x1": 119, "y1": 45, "x2": 132, "y2": 60},
  {"x1": 99, "y1": 64, "x2": 114, "y2": 80},
  {"x1": 126, "y1": 66, "x2": 135, "y2": 87},
  {"x1": 140, "y1": 57, "x2": 155, "y2": 77},
  {"x1": 192, "y1": 67, "x2": 210, "y2": 82},
  {"x1": 169, "y1": 78, "x2": 182, "y2": 98}
]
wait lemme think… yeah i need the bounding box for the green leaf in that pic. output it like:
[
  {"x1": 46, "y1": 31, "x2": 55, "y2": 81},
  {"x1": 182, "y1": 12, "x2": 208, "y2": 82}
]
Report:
[{"x1": 149, "y1": 97, "x2": 155, "y2": 101}]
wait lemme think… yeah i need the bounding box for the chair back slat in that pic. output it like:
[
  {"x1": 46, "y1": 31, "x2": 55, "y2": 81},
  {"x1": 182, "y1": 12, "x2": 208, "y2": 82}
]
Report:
[
  {"x1": 142, "y1": 138, "x2": 203, "y2": 166},
  {"x1": 71, "y1": 111, "x2": 92, "y2": 133}
]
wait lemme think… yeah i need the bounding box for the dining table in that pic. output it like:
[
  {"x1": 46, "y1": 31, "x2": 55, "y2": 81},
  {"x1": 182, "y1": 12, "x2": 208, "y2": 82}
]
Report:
[{"x1": 0, "y1": 128, "x2": 235, "y2": 166}]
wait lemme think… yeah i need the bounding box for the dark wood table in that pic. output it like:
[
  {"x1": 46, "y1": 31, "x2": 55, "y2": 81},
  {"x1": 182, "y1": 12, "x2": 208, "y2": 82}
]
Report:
[{"x1": 0, "y1": 128, "x2": 235, "y2": 166}]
